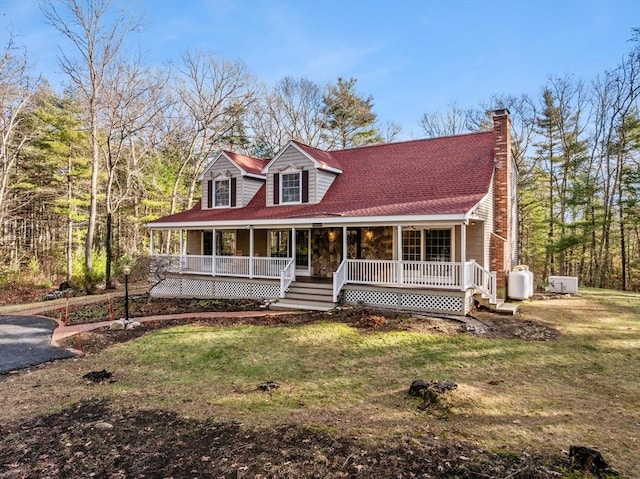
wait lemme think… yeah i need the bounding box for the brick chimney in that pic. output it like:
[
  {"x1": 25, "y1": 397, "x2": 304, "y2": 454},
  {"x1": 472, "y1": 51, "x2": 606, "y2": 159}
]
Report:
[{"x1": 490, "y1": 109, "x2": 514, "y2": 295}]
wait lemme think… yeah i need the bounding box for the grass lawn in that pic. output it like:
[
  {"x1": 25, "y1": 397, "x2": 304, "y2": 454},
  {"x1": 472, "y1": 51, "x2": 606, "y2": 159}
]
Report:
[{"x1": 1, "y1": 289, "x2": 639, "y2": 477}]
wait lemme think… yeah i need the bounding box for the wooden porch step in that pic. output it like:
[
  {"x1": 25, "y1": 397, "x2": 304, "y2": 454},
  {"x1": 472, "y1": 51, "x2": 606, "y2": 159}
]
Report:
[
  {"x1": 271, "y1": 299, "x2": 335, "y2": 312},
  {"x1": 276, "y1": 280, "x2": 337, "y2": 312},
  {"x1": 473, "y1": 294, "x2": 520, "y2": 315}
]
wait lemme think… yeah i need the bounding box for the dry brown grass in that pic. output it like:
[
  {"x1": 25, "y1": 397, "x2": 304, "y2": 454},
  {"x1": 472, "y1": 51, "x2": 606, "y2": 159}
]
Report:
[{"x1": 1, "y1": 289, "x2": 638, "y2": 477}]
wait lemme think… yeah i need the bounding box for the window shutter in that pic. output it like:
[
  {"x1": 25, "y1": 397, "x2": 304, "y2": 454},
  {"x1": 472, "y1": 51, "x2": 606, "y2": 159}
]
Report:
[
  {"x1": 230, "y1": 177, "x2": 237, "y2": 207},
  {"x1": 273, "y1": 173, "x2": 280, "y2": 205},
  {"x1": 302, "y1": 170, "x2": 309, "y2": 203},
  {"x1": 207, "y1": 180, "x2": 213, "y2": 209}
]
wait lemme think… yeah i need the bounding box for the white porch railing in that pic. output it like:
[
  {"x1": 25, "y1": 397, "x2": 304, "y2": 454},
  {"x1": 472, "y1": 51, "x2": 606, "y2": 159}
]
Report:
[
  {"x1": 465, "y1": 260, "x2": 497, "y2": 303},
  {"x1": 344, "y1": 259, "x2": 462, "y2": 288},
  {"x1": 333, "y1": 259, "x2": 347, "y2": 302},
  {"x1": 280, "y1": 258, "x2": 296, "y2": 298},
  {"x1": 152, "y1": 254, "x2": 292, "y2": 280}
]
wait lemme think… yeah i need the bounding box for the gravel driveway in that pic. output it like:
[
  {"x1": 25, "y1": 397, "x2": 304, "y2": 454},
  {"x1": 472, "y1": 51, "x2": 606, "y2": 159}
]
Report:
[{"x1": 0, "y1": 315, "x2": 75, "y2": 374}]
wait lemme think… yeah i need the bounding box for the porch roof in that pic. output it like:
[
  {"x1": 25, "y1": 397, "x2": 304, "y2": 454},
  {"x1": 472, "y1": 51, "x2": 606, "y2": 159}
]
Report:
[{"x1": 149, "y1": 131, "x2": 495, "y2": 227}]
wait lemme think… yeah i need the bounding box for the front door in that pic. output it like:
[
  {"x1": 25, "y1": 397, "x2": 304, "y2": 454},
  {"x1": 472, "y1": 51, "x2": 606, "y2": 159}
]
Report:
[{"x1": 295, "y1": 229, "x2": 310, "y2": 275}]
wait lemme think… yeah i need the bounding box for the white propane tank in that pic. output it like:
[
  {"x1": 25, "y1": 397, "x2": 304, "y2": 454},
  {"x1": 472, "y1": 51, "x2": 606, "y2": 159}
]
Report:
[
  {"x1": 508, "y1": 266, "x2": 531, "y2": 300},
  {"x1": 518, "y1": 265, "x2": 534, "y2": 297}
]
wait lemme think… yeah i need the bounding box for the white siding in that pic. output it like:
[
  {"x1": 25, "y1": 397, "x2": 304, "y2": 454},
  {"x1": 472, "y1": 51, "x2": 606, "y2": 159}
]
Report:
[
  {"x1": 242, "y1": 177, "x2": 263, "y2": 207},
  {"x1": 474, "y1": 180, "x2": 494, "y2": 269},
  {"x1": 266, "y1": 144, "x2": 317, "y2": 206},
  {"x1": 317, "y1": 169, "x2": 338, "y2": 201}
]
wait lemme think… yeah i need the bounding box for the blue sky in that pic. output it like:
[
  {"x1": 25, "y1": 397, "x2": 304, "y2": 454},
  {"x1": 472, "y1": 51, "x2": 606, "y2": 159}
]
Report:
[{"x1": 1, "y1": 0, "x2": 639, "y2": 139}]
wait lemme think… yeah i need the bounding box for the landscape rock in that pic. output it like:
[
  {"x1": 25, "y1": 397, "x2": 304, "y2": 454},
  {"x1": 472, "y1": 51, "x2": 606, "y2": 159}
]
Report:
[
  {"x1": 408, "y1": 379, "x2": 458, "y2": 410},
  {"x1": 94, "y1": 422, "x2": 114, "y2": 430},
  {"x1": 82, "y1": 370, "x2": 113, "y2": 383},
  {"x1": 568, "y1": 445, "x2": 615, "y2": 476},
  {"x1": 258, "y1": 381, "x2": 280, "y2": 392}
]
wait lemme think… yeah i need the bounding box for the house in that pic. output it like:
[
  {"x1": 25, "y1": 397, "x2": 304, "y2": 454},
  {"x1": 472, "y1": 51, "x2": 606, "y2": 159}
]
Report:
[{"x1": 146, "y1": 109, "x2": 518, "y2": 315}]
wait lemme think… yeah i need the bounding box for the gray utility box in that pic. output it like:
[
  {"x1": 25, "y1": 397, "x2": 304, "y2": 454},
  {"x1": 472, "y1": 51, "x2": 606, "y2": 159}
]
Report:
[{"x1": 548, "y1": 276, "x2": 579, "y2": 294}]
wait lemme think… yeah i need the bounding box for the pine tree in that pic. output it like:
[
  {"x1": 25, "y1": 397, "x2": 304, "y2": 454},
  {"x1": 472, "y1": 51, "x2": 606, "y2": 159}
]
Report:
[{"x1": 321, "y1": 77, "x2": 382, "y2": 149}]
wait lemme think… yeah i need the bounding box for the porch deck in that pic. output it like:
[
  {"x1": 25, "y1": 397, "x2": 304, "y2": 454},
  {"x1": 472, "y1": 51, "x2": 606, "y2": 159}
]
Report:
[{"x1": 150, "y1": 254, "x2": 496, "y2": 304}]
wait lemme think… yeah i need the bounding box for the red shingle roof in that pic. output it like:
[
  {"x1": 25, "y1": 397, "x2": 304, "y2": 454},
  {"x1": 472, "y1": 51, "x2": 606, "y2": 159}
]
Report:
[
  {"x1": 151, "y1": 132, "x2": 495, "y2": 225},
  {"x1": 223, "y1": 151, "x2": 267, "y2": 176}
]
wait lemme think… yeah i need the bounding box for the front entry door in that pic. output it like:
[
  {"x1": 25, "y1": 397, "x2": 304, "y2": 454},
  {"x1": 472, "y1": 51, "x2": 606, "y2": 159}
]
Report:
[{"x1": 295, "y1": 229, "x2": 310, "y2": 275}]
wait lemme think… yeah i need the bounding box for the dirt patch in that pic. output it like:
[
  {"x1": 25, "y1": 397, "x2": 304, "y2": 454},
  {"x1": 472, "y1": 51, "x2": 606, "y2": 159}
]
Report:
[
  {"x1": 0, "y1": 400, "x2": 565, "y2": 478},
  {"x1": 472, "y1": 310, "x2": 560, "y2": 341}
]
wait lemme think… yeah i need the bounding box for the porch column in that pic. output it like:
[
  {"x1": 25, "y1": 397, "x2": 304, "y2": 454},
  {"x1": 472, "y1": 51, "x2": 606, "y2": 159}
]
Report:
[
  {"x1": 396, "y1": 226, "x2": 403, "y2": 285},
  {"x1": 150, "y1": 230, "x2": 154, "y2": 256},
  {"x1": 212, "y1": 228, "x2": 216, "y2": 276},
  {"x1": 342, "y1": 226, "x2": 347, "y2": 262},
  {"x1": 179, "y1": 230, "x2": 184, "y2": 272},
  {"x1": 460, "y1": 222, "x2": 467, "y2": 290},
  {"x1": 291, "y1": 227, "x2": 296, "y2": 281},
  {"x1": 249, "y1": 227, "x2": 254, "y2": 279}
]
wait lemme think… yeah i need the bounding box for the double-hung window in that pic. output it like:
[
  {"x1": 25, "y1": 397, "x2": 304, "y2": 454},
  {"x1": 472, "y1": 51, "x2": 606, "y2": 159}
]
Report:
[
  {"x1": 402, "y1": 228, "x2": 452, "y2": 261},
  {"x1": 281, "y1": 172, "x2": 301, "y2": 204},
  {"x1": 214, "y1": 179, "x2": 230, "y2": 207}
]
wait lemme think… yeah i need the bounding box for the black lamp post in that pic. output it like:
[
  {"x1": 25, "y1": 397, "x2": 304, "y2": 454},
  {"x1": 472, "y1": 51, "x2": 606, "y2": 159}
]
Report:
[{"x1": 123, "y1": 264, "x2": 131, "y2": 325}]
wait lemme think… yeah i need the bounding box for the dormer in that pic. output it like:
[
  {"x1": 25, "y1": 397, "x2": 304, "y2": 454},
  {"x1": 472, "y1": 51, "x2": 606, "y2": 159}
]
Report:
[
  {"x1": 201, "y1": 151, "x2": 266, "y2": 209},
  {"x1": 262, "y1": 141, "x2": 342, "y2": 207}
]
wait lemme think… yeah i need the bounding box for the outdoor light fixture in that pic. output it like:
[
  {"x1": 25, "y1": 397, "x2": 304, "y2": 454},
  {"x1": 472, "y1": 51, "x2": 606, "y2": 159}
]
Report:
[
  {"x1": 328, "y1": 230, "x2": 337, "y2": 242},
  {"x1": 364, "y1": 229, "x2": 374, "y2": 241},
  {"x1": 123, "y1": 264, "x2": 131, "y2": 325}
]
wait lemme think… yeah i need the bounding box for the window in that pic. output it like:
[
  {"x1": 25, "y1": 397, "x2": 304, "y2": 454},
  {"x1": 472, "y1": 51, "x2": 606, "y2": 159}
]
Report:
[
  {"x1": 402, "y1": 228, "x2": 452, "y2": 261},
  {"x1": 424, "y1": 229, "x2": 451, "y2": 261},
  {"x1": 270, "y1": 230, "x2": 290, "y2": 257},
  {"x1": 216, "y1": 231, "x2": 235, "y2": 256},
  {"x1": 214, "y1": 179, "x2": 230, "y2": 207},
  {"x1": 281, "y1": 172, "x2": 301, "y2": 203},
  {"x1": 402, "y1": 230, "x2": 421, "y2": 261}
]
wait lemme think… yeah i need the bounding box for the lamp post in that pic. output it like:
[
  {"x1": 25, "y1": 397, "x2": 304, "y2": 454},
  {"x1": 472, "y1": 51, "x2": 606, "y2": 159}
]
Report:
[{"x1": 123, "y1": 264, "x2": 131, "y2": 326}]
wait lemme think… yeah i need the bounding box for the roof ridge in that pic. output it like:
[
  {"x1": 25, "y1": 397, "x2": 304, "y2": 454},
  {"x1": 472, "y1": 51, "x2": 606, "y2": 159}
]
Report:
[{"x1": 327, "y1": 130, "x2": 493, "y2": 154}]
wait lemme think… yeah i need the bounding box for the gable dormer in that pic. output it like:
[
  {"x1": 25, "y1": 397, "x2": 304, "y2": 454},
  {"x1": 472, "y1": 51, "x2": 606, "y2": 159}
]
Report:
[
  {"x1": 201, "y1": 151, "x2": 266, "y2": 209},
  {"x1": 262, "y1": 141, "x2": 342, "y2": 207}
]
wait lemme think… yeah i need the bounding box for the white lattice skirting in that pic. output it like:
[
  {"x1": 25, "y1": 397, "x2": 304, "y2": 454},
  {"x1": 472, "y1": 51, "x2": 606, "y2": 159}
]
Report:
[
  {"x1": 343, "y1": 288, "x2": 471, "y2": 315},
  {"x1": 151, "y1": 277, "x2": 280, "y2": 300}
]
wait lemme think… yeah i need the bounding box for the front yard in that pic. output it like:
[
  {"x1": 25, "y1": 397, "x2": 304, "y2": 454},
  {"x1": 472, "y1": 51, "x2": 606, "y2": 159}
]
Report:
[{"x1": 0, "y1": 289, "x2": 638, "y2": 477}]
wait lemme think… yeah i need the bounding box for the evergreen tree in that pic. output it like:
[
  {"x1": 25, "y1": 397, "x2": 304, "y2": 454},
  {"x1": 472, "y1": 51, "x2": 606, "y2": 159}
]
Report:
[{"x1": 321, "y1": 77, "x2": 383, "y2": 149}]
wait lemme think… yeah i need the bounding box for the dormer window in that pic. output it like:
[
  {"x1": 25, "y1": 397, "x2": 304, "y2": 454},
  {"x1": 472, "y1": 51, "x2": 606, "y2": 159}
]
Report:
[
  {"x1": 281, "y1": 172, "x2": 301, "y2": 204},
  {"x1": 205, "y1": 174, "x2": 236, "y2": 209},
  {"x1": 214, "y1": 179, "x2": 230, "y2": 207}
]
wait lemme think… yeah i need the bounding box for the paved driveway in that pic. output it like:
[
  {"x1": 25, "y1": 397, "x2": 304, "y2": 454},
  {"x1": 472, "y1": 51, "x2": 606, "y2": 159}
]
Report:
[{"x1": 0, "y1": 315, "x2": 75, "y2": 374}]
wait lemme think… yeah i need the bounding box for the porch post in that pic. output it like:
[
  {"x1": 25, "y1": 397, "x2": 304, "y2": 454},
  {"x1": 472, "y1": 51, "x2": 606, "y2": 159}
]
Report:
[
  {"x1": 212, "y1": 228, "x2": 216, "y2": 276},
  {"x1": 249, "y1": 227, "x2": 254, "y2": 279},
  {"x1": 150, "y1": 230, "x2": 154, "y2": 256},
  {"x1": 342, "y1": 226, "x2": 347, "y2": 262},
  {"x1": 460, "y1": 222, "x2": 467, "y2": 290},
  {"x1": 179, "y1": 230, "x2": 184, "y2": 272},
  {"x1": 291, "y1": 227, "x2": 296, "y2": 281},
  {"x1": 396, "y1": 226, "x2": 403, "y2": 285}
]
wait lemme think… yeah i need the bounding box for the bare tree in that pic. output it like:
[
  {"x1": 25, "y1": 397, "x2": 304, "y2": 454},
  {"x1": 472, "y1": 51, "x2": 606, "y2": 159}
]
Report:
[
  {"x1": 249, "y1": 76, "x2": 326, "y2": 155},
  {"x1": 100, "y1": 60, "x2": 168, "y2": 287},
  {"x1": 0, "y1": 34, "x2": 38, "y2": 265},
  {"x1": 168, "y1": 51, "x2": 257, "y2": 213},
  {"x1": 41, "y1": 0, "x2": 141, "y2": 282},
  {"x1": 419, "y1": 102, "x2": 472, "y2": 137}
]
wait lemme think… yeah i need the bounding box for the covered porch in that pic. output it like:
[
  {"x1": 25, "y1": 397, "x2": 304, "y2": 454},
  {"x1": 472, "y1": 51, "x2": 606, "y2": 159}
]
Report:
[{"x1": 148, "y1": 221, "x2": 496, "y2": 313}]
